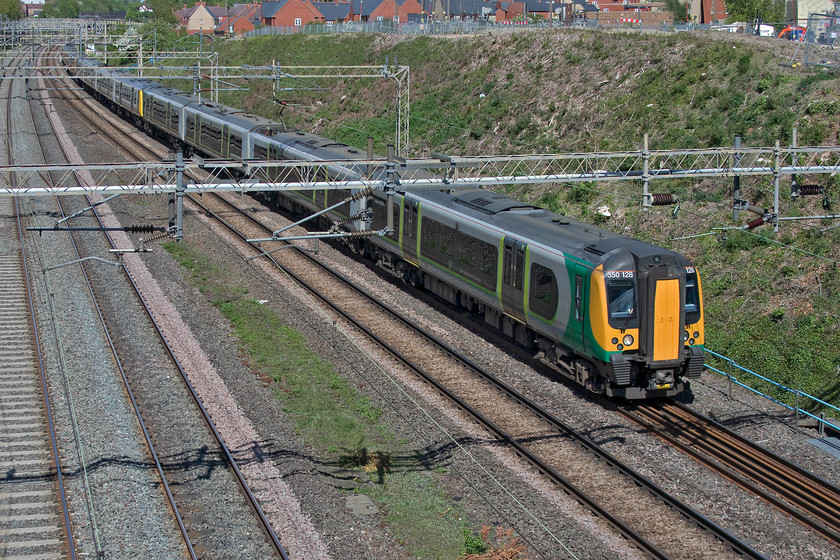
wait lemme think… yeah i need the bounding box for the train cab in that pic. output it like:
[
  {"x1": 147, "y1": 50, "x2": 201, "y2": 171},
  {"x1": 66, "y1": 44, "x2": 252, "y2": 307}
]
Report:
[{"x1": 589, "y1": 246, "x2": 704, "y2": 398}]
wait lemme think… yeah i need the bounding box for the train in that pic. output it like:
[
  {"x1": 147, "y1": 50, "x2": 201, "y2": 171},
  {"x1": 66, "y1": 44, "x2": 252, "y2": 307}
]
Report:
[{"x1": 62, "y1": 48, "x2": 705, "y2": 399}]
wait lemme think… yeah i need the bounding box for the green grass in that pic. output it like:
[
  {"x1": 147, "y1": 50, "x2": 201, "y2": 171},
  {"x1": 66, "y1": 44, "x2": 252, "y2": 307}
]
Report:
[
  {"x1": 163, "y1": 241, "x2": 494, "y2": 558},
  {"x1": 364, "y1": 470, "x2": 486, "y2": 558}
]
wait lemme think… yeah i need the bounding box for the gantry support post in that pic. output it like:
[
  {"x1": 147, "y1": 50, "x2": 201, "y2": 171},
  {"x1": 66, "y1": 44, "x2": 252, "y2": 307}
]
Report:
[
  {"x1": 733, "y1": 134, "x2": 742, "y2": 222},
  {"x1": 170, "y1": 151, "x2": 185, "y2": 242},
  {"x1": 642, "y1": 133, "x2": 651, "y2": 210},
  {"x1": 385, "y1": 144, "x2": 396, "y2": 235},
  {"x1": 773, "y1": 140, "x2": 781, "y2": 232}
]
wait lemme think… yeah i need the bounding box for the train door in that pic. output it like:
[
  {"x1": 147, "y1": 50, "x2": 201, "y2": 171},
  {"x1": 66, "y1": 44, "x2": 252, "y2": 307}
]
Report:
[
  {"x1": 222, "y1": 124, "x2": 230, "y2": 158},
  {"x1": 501, "y1": 238, "x2": 527, "y2": 322},
  {"x1": 567, "y1": 272, "x2": 585, "y2": 351},
  {"x1": 640, "y1": 265, "x2": 684, "y2": 365},
  {"x1": 402, "y1": 198, "x2": 419, "y2": 265}
]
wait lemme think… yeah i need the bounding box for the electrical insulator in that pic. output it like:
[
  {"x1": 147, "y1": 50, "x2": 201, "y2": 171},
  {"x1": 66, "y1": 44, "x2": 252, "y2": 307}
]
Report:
[
  {"x1": 344, "y1": 230, "x2": 378, "y2": 238},
  {"x1": 349, "y1": 187, "x2": 374, "y2": 202},
  {"x1": 746, "y1": 204, "x2": 765, "y2": 215},
  {"x1": 743, "y1": 217, "x2": 765, "y2": 230},
  {"x1": 650, "y1": 193, "x2": 678, "y2": 206},
  {"x1": 793, "y1": 185, "x2": 824, "y2": 197},
  {"x1": 126, "y1": 224, "x2": 156, "y2": 233}
]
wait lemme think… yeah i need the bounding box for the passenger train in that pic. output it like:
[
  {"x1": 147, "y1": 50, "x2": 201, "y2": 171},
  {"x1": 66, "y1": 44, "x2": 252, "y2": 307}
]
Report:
[{"x1": 62, "y1": 48, "x2": 705, "y2": 399}]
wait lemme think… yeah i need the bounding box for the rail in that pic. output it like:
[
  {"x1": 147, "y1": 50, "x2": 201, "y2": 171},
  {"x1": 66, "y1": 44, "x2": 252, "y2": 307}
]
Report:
[{"x1": 704, "y1": 348, "x2": 840, "y2": 435}]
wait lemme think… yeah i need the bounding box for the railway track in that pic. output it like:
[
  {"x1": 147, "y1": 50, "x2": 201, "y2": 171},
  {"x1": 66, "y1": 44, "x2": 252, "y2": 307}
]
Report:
[
  {"x1": 619, "y1": 399, "x2": 840, "y2": 546},
  {"x1": 0, "y1": 48, "x2": 74, "y2": 560},
  {"x1": 34, "y1": 41, "x2": 836, "y2": 554},
  {"x1": 9, "y1": 47, "x2": 291, "y2": 558},
  {"x1": 189, "y1": 190, "x2": 766, "y2": 560}
]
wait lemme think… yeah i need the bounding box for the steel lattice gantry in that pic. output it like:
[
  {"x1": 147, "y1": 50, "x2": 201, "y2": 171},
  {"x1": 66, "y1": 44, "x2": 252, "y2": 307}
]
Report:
[
  {"x1": 137, "y1": 63, "x2": 410, "y2": 156},
  {"x1": 3, "y1": 144, "x2": 840, "y2": 238},
  {"x1": 28, "y1": 62, "x2": 411, "y2": 155},
  {"x1": 3, "y1": 143, "x2": 840, "y2": 195}
]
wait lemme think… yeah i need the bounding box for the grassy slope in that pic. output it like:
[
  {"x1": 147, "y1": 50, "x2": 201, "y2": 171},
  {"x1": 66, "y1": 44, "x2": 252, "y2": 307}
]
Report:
[{"x1": 215, "y1": 30, "x2": 839, "y2": 415}]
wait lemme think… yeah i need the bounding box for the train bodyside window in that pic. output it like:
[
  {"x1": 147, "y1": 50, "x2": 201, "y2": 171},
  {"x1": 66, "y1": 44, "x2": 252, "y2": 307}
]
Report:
[
  {"x1": 186, "y1": 115, "x2": 196, "y2": 142},
  {"x1": 574, "y1": 275, "x2": 583, "y2": 321},
  {"x1": 530, "y1": 263, "x2": 558, "y2": 320},
  {"x1": 421, "y1": 217, "x2": 437, "y2": 251},
  {"x1": 201, "y1": 121, "x2": 222, "y2": 153},
  {"x1": 229, "y1": 132, "x2": 242, "y2": 158},
  {"x1": 403, "y1": 200, "x2": 416, "y2": 239},
  {"x1": 457, "y1": 233, "x2": 476, "y2": 268},
  {"x1": 439, "y1": 223, "x2": 455, "y2": 257},
  {"x1": 370, "y1": 196, "x2": 388, "y2": 229},
  {"x1": 480, "y1": 242, "x2": 497, "y2": 284}
]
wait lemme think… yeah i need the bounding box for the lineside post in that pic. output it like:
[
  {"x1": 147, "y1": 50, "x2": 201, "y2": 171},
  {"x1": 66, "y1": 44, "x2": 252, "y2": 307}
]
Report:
[
  {"x1": 733, "y1": 134, "x2": 742, "y2": 221},
  {"x1": 169, "y1": 151, "x2": 185, "y2": 242},
  {"x1": 385, "y1": 144, "x2": 396, "y2": 235},
  {"x1": 791, "y1": 127, "x2": 798, "y2": 195},
  {"x1": 642, "y1": 133, "x2": 651, "y2": 210},
  {"x1": 773, "y1": 140, "x2": 781, "y2": 232}
]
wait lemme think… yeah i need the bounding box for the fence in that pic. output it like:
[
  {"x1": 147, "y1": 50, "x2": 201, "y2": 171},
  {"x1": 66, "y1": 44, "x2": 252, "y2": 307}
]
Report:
[
  {"x1": 704, "y1": 348, "x2": 839, "y2": 436},
  {"x1": 241, "y1": 18, "x2": 690, "y2": 39}
]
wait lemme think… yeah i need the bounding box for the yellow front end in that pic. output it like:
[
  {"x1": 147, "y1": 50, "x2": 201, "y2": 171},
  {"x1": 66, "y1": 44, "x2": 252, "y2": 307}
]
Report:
[{"x1": 652, "y1": 277, "x2": 681, "y2": 363}]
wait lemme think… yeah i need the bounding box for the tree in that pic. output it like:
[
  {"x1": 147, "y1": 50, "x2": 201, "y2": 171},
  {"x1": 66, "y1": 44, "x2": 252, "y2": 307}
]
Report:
[
  {"x1": 726, "y1": 0, "x2": 785, "y2": 24},
  {"x1": 0, "y1": 0, "x2": 23, "y2": 20},
  {"x1": 663, "y1": 0, "x2": 688, "y2": 23}
]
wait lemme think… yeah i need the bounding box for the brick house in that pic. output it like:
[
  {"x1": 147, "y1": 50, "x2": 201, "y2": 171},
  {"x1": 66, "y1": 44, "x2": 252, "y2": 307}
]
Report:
[
  {"x1": 348, "y1": 0, "x2": 424, "y2": 22},
  {"x1": 315, "y1": 2, "x2": 353, "y2": 23},
  {"x1": 217, "y1": 3, "x2": 262, "y2": 34},
  {"x1": 586, "y1": 0, "x2": 673, "y2": 25},
  {"x1": 261, "y1": 0, "x2": 325, "y2": 27},
  {"x1": 686, "y1": 0, "x2": 726, "y2": 24}
]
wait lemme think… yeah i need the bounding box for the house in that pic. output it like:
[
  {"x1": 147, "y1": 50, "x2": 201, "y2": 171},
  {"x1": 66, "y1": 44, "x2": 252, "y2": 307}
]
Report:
[
  {"x1": 176, "y1": 2, "x2": 222, "y2": 33},
  {"x1": 686, "y1": 0, "x2": 727, "y2": 24},
  {"x1": 217, "y1": 3, "x2": 262, "y2": 34},
  {"x1": 348, "y1": 0, "x2": 424, "y2": 23},
  {"x1": 496, "y1": 2, "x2": 524, "y2": 21},
  {"x1": 449, "y1": 0, "x2": 497, "y2": 19},
  {"x1": 261, "y1": 0, "x2": 325, "y2": 27},
  {"x1": 315, "y1": 1, "x2": 353, "y2": 24},
  {"x1": 21, "y1": 2, "x2": 43, "y2": 17},
  {"x1": 586, "y1": 0, "x2": 673, "y2": 25}
]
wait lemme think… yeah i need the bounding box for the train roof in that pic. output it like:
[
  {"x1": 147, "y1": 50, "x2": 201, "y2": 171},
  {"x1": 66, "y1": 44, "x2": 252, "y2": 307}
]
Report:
[
  {"x1": 412, "y1": 189, "x2": 680, "y2": 265},
  {"x1": 144, "y1": 86, "x2": 201, "y2": 106},
  {"x1": 270, "y1": 129, "x2": 367, "y2": 157},
  {"x1": 189, "y1": 101, "x2": 281, "y2": 132}
]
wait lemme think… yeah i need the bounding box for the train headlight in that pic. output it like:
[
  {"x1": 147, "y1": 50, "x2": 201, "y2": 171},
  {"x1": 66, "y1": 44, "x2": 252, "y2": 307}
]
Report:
[
  {"x1": 693, "y1": 331, "x2": 700, "y2": 339},
  {"x1": 622, "y1": 334, "x2": 634, "y2": 347},
  {"x1": 683, "y1": 331, "x2": 690, "y2": 342}
]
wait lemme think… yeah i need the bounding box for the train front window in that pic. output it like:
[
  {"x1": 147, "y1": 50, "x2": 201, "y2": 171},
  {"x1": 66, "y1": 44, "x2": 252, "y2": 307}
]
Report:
[
  {"x1": 607, "y1": 280, "x2": 636, "y2": 319},
  {"x1": 685, "y1": 270, "x2": 701, "y2": 323}
]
